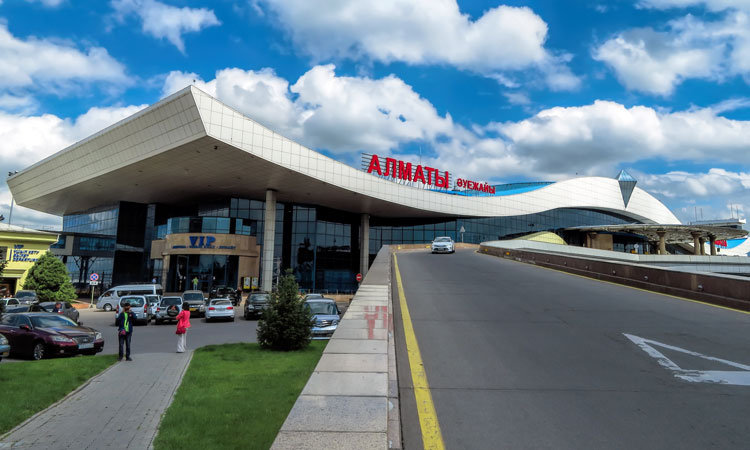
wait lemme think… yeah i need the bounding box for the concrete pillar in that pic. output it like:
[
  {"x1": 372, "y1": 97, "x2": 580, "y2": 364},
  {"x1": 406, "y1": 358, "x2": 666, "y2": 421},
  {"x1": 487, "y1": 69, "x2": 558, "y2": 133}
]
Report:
[
  {"x1": 360, "y1": 213, "x2": 370, "y2": 277},
  {"x1": 161, "y1": 255, "x2": 170, "y2": 290},
  {"x1": 586, "y1": 232, "x2": 597, "y2": 248},
  {"x1": 709, "y1": 235, "x2": 717, "y2": 256},
  {"x1": 691, "y1": 232, "x2": 702, "y2": 256},
  {"x1": 261, "y1": 189, "x2": 277, "y2": 292},
  {"x1": 699, "y1": 238, "x2": 706, "y2": 255},
  {"x1": 657, "y1": 231, "x2": 667, "y2": 255}
]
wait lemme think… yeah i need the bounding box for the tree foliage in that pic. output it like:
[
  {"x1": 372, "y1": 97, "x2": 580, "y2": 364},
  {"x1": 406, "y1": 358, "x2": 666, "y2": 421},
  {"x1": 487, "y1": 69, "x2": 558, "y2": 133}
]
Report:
[
  {"x1": 256, "y1": 269, "x2": 313, "y2": 351},
  {"x1": 22, "y1": 252, "x2": 76, "y2": 303}
]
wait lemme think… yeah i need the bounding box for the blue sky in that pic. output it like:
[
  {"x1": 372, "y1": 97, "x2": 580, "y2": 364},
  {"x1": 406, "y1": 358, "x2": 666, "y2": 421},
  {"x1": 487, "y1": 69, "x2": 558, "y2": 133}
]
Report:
[{"x1": 2, "y1": 0, "x2": 750, "y2": 228}]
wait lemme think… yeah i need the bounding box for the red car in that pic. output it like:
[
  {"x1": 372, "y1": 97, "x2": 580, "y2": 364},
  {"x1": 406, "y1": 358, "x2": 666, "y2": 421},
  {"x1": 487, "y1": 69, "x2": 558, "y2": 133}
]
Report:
[{"x1": 0, "y1": 313, "x2": 104, "y2": 360}]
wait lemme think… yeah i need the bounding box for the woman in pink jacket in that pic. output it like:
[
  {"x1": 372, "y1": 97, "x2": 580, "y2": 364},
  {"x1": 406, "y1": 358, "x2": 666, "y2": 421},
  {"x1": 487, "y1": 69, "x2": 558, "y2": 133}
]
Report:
[{"x1": 175, "y1": 302, "x2": 191, "y2": 353}]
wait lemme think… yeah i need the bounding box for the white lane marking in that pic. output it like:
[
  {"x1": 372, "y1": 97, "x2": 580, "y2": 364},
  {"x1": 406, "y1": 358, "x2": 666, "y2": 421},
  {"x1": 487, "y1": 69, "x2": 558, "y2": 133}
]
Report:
[{"x1": 624, "y1": 333, "x2": 750, "y2": 386}]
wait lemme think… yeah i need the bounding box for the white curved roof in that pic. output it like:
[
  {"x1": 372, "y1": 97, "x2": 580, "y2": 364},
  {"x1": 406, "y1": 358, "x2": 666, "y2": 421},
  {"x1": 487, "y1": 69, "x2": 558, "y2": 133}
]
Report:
[{"x1": 8, "y1": 86, "x2": 679, "y2": 224}]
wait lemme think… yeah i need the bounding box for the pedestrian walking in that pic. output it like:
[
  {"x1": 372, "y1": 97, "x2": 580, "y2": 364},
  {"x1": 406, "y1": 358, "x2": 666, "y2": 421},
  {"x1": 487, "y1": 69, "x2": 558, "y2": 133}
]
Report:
[
  {"x1": 116, "y1": 302, "x2": 135, "y2": 361},
  {"x1": 176, "y1": 302, "x2": 191, "y2": 353}
]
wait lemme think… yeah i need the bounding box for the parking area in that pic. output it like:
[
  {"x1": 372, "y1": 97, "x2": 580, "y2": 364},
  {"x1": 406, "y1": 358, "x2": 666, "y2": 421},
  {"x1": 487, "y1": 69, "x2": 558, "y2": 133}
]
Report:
[{"x1": 1, "y1": 306, "x2": 258, "y2": 362}]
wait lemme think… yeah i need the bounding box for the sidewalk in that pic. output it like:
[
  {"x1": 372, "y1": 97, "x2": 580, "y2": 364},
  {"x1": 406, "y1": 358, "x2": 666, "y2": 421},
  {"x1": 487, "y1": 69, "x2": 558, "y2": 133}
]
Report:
[{"x1": 0, "y1": 352, "x2": 192, "y2": 449}]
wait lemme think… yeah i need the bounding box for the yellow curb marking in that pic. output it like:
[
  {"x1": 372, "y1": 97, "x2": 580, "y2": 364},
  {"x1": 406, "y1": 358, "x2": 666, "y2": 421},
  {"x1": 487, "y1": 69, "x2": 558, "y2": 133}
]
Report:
[
  {"x1": 394, "y1": 254, "x2": 446, "y2": 450},
  {"x1": 478, "y1": 250, "x2": 750, "y2": 315}
]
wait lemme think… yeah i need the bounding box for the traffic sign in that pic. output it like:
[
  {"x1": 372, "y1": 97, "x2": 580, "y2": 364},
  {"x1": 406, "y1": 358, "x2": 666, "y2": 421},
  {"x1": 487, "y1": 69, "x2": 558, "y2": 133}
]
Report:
[
  {"x1": 89, "y1": 281, "x2": 99, "y2": 285},
  {"x1": 356, "y1": 273, "x2": 363, "y2": 282},
  {"x1": 90, "y1": 273, "x2": 99, "y2": 282}
]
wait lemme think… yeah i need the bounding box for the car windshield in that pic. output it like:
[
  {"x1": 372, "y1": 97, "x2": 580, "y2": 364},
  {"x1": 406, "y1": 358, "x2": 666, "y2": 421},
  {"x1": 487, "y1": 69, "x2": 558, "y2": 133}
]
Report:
[
  {"x1": 183, "y1": 293, "x2": 203, "y2": 301},
  {"x1": 250, "y1": 294, "x2": 269, "y2": 302},
  {"x1": 121, "y1": 297, "x2": 145, "y2": 307},
  {"x1": 145, "y1": 295, "x2": 159, "y2": 302},
  {"x1": 30, "y1": 315, "x2": 77, "y2": 328},
  {"x1": 305, "y1": 294, "x2": 323, "y2": 299},
  {"x1": 16, "y1": 291, "x2": 35, "y2": 298},
  {"x1": 211, "y1": 300, "x2": 231, "y2": 306},
  {"x1": 305, "y1": 302, "x2": 338, "y2": 315},
  {"x1": 434, "y1": 237, "x2": 451, "y2": 242},
  {"x1": 162, "y1": 297, "x2": 182, "y2": 306}
]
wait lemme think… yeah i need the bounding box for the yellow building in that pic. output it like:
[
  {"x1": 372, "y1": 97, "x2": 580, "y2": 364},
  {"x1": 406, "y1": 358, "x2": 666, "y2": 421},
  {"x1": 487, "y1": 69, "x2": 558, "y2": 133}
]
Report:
[{"x1": 0, "y1": 224, "x2": 59, "y2": 296}]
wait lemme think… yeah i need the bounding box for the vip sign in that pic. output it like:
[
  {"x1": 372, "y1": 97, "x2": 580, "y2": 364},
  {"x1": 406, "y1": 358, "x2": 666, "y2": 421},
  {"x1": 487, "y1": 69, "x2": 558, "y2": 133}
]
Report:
[{"x1": 189, "y1": 236, "x2": 216, "y2": 249}]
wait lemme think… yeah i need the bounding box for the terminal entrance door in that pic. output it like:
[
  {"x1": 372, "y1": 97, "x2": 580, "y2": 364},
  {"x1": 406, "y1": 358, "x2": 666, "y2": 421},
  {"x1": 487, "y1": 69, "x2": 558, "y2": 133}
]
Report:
[{"x1": 167, "y1": 254, "x2": 238, "y2": 293}]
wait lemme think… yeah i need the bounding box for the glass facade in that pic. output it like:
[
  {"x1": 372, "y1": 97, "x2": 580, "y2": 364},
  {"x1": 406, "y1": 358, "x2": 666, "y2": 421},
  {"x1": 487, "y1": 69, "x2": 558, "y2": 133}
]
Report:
[{"x1": 61, "y1": 196, "x2": 645, "y2": 294}]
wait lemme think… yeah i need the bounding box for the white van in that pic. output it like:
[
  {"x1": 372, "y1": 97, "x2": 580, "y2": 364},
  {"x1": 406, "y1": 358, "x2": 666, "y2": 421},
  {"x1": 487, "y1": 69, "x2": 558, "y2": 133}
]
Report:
[{"x1": 96, "y1": 284, "x2": 164, "y2": 311}]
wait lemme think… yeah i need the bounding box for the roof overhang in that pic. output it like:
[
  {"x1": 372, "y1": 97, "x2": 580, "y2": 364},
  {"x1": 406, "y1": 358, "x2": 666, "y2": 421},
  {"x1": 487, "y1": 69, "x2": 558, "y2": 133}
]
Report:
[{"x1": 565, "y1": 224, "x2": 747, "y2": 243}]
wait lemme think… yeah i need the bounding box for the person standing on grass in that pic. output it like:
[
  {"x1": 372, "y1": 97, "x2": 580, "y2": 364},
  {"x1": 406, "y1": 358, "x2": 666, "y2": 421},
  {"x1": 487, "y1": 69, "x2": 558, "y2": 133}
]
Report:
[
  {"x1": 116, "y1": 302, "x2": 135, "y2": 361},
  {"x1": 176, "y1": 301, "x2": 191, "y2": 353}
]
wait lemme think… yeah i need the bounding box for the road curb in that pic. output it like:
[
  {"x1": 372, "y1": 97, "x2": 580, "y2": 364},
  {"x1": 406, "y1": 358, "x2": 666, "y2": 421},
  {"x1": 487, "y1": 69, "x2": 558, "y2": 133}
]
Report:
[
  {"x1": 0, "y1": 356, "x2": 119, "y2": 441},
  {"x1": 147, "y1": 350, "x2": 194, "y2": 450}
]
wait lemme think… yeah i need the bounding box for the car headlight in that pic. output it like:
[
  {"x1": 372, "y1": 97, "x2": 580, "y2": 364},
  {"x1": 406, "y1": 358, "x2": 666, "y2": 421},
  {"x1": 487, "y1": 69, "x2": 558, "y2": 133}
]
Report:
[
  {"x1": 333, "y1": 320, "x2": 339, "y2": 325},
  {"x1": 95, "y1": 332, "x2": 103, "y2": 340},
  {"x1": 0, "y1": 334, "x2": 7, "y2": 345},
  {"x1": 52, "y1": 336, "x2": 74, "y2": 343}
]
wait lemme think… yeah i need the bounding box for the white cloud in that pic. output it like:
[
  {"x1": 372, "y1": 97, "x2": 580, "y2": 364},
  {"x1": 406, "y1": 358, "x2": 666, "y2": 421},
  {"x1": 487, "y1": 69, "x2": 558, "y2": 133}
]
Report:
[
  {"x1": 595, "y1": 10, "x2": 750, "y2": 95},
  {"x1": 163, "y1": 65, "x2": 455, "y2": 153},
  {"x1": 637, "y1": 0, "x2": 750, "y2": 11},
  {"x1": 0, "y1": 104, "x2": 146, "y2": 228},
  {"x1": 111, "y1": 0, "x2": 220, "y2": 53},
  {"x1": 0, "y1": 23, "x2": 129, "y2": 94},
  {"x1": 256, "y1": 0, "x2": 579, "y2": 90}
]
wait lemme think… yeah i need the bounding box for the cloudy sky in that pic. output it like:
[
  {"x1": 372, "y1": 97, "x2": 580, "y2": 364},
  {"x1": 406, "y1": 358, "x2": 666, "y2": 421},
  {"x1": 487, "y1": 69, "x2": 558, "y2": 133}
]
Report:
[{"x1": 2, "y1": 0, "x2": 750, "y2": 228}]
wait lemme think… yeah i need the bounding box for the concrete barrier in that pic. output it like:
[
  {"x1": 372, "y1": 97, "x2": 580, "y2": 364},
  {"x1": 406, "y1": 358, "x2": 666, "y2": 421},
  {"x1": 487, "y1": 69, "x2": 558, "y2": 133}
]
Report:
[
  {"x1": 479, "y1": 243, "x2": 750, "y2": 312},
  {"x1": 272, "y1": 246, "x2": 397, "y2": 450}
]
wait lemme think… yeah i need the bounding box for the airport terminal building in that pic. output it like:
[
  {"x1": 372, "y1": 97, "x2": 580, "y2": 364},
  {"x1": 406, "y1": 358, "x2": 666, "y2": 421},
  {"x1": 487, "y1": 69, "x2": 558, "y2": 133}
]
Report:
[{"x1": 8, "y1": 87, "x2": 680, "y2": 293}]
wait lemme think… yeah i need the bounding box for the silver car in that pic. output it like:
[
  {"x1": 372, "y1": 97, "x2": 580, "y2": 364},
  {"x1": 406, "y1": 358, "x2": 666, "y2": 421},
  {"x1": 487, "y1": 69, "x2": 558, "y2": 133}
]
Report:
[
  {"x1": 431, "y1": 236, "x2": 455, "y2": 253},
  {"x1": 205, "y1": 298, "x2": 235, "y2": 322},
  {"x1": 304, "y1": 298, "x2": 341, "y2": 340},
  {"x1": 115, "y1": 296, "x2": 151, "y2": 325},
  {"x1": 154, "y1": 296, "x2": 182, "y2": 324}
]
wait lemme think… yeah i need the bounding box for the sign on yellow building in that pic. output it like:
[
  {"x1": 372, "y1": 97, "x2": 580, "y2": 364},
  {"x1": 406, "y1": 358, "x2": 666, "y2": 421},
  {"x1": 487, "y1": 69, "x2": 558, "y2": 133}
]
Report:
[{"x1": 0, "y1": 224, "x2": 59, "y2": 296}]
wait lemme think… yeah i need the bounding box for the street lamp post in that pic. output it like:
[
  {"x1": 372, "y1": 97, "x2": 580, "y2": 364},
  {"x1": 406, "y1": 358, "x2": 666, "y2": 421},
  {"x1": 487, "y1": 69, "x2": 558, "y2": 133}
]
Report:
[{"x1": 7, "y1": 171, "x2": 17, "y2": 225}]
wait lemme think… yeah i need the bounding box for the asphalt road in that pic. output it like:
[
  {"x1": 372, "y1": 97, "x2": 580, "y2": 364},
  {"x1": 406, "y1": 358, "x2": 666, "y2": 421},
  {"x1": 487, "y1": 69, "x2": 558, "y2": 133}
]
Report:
[
  {"x1": 2, "y1": 305, "x2": 258, "y2": 361},
  {"x1": 394, "y1": 249, "x2": 750, "y2": 450}
]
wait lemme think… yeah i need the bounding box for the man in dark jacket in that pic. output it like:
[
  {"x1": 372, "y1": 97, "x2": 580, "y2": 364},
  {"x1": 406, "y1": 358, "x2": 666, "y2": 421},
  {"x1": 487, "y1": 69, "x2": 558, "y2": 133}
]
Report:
[{"x1": 115, "y1": 302, "x2": 135, "y2": 361}]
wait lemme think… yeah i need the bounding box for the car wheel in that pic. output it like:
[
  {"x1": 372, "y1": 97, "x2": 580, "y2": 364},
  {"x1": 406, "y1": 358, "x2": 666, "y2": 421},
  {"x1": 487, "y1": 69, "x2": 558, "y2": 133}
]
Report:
[
  {"x1": 32, "y1": 342, "x2": 45, "y2": 360},
  {"x1": 103, "y1": 303, "x2": 112, "y2": 312}
]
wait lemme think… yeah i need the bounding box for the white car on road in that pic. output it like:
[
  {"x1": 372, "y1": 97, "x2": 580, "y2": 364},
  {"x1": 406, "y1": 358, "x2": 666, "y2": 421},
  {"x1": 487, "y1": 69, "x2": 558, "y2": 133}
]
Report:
[
  {"x1": 431, "y1": 236, "x2": 455, "y2": 254},
  {"x1": 205, "y1": 298, "x2": 235, "y2": 322}
]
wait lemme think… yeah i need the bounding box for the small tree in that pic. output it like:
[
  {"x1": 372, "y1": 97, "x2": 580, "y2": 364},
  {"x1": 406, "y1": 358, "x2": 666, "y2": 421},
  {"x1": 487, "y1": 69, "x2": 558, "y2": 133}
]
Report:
[
  {"x1": 257, "y1": 269, "x2": 313, "y2": 351},
  {"x1": 22, "y1": 252, "x2": 76, "y2": 303}
]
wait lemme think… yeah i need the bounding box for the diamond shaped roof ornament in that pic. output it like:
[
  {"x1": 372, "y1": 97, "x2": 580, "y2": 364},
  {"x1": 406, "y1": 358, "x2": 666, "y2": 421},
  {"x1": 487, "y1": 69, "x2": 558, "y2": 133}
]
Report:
[{"x1": 616, "y1": 170, "x2": 637, "y2": 207}]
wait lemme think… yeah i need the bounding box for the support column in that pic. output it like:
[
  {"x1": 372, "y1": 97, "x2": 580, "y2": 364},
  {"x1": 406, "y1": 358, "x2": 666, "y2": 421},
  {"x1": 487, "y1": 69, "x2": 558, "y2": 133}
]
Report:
[
  {"x1": 261, "y1": 189, "x2": 277, "y2": 292},
  {"x1": 586, "y1": 232, "x2": 597, "y2": 248},
  {"x1": 161, "y1": 255, "x2": 170, "y2": 290},
  {"x1": 699, "y1": 238, "x2": 706, "y2": 255},
  {"x1": 360, "y1": 213, "x2": 370, "y2": 277},
  {"x1": 709, "y1": 234, "x2": 717, "y2": 256},
  {"x1": 657, "y1": 231, "x2": 667, "y2": 255},
  {"x1": 691, "y1": 231, "x2": 702, "y2": 256}
]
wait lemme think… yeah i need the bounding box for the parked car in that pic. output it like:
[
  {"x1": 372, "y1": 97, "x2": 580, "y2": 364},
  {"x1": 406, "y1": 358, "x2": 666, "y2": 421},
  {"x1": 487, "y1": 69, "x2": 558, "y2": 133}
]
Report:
[
  {"x1": 96, "y1": 284, "x2": 164, "y2": 311},
  {"x1": 303, "y1": 293, "x2": 324, "y2": 301},
  {"x1": 244, "y1": 292, "x2": 270, "y2": 319},
  {"x1": 14, "y1": 290, "x2": 37, "y2": 305},
  {"x1": 154, "y1": 296, "x2": 182, "y2": 324},
  {"x1": 0, "y1": 333, "x2": 9, "y2": 362},
  {"x1": 36, "y1": 302, "x2": 80, "y2": 323},
  {"x1": 431, "y1": 236, "x2": 455, "y2": 254},
  {"x1": 145, "y1": 295, "x2": 161, "y2": 316},
  {"x1": 0, "y1": 313, "x2": 104, "y2": 360},
  {"x1": 209, "y1": 286, "x2": 241, "y2": 305},
  {"x1": 114, "y1": 296, "x2": 151, "y2": 325},
  {"x1": 205, "y1": 298, "x2": 235, "y2": 322},
  {"x1": 304, "y1": 298, "x2": 341, "y2": 339},
  {"x1": 0, "y1": 298, "x2": 20, "y2": 309},
  {"x1": 181, "y1": 290, "x2": 206, "y2": 317}
]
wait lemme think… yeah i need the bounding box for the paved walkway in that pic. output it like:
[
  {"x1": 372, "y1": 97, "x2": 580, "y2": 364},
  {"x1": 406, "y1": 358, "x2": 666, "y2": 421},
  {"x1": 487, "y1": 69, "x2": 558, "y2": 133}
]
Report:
[{"x1": 0, "y1": 352, "x2": 192, "y2": 449}]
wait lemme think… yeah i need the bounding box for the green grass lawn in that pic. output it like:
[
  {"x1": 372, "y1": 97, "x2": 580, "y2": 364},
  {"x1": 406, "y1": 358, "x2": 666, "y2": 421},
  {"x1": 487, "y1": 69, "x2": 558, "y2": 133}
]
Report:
[
  {"x1": 154, "y1": 341, "x2": 326, "y2": 450},
  {"x1": 0, "y1": 355, "x2": 117, "y2": 435}
]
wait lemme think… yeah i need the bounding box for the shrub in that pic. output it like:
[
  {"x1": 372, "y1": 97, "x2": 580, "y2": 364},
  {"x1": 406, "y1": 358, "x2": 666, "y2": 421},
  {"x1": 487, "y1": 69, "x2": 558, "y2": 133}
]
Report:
[
  {"x1": 22, "y1": 252, "x2": 76, "y2": 303},
  {"x1": 256, "y1": 269, "x2": 313, "y2": 351}
]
